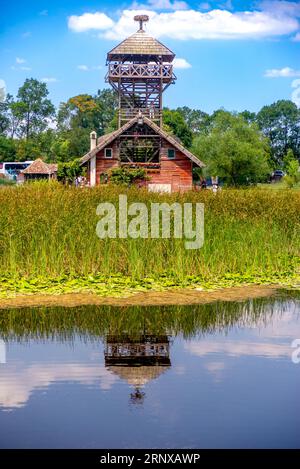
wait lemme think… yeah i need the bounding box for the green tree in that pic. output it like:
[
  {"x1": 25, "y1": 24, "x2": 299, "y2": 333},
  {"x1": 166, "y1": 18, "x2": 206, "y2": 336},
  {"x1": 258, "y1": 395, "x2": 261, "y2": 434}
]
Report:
[
  {"x1": 12, "y1": 79, "x2": 55, "y2": 139},
  {"x1": 192, "y1": 112, "x2": 270, "y2": 186},
  {"x1": 257, "y1": 100, "x2": 300, "y2": 165},
  {"x1": 284, "y1": 158, "x2": 300, "y2": 188},
  {"x1": 57, "y1": 159, "x2": 85, "y2": 184},
  {"x1": 163, "y1": 108, "x2": 193, "y2": 147},
  {"x1": 15, "y1": 139, "x2": 41, "y2": 161},
  {"x1": 0, "y1": 136, "x2": 16, "y2": 161},
  {"x1": 57, "y1": 90, "x2": 118, "y2": 160},
  {"x1": 175, "y1": 106, "x2": 210, "y2": 134}
]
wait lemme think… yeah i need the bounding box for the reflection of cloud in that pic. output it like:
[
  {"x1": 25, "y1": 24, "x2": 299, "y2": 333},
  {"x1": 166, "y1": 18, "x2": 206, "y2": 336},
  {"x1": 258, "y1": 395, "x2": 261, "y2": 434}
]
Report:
[
  {"x1": 0, "y1": 363, "x2": 117, "y2": 409},
  {"x1": 204, "y1": 361, "x2": 225, "y2": 382},
  {"x1": 186, "y1": 309, "x2": 300, "y2": 360},
  {"x1": 186, "y1": 341, "x2": 290, "y2": 359}
]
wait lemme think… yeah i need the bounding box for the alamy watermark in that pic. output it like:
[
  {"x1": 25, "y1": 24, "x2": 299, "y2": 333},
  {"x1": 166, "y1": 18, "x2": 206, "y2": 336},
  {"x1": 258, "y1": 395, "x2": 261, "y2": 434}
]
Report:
[
  {"x1": 0, "y1": 339, "x2": 6, "y2": 364},
  {"x1": 96, "y1": 195, "x2": 204, "y2": 250},
  {"x1": 291, "y1": 339, "x2": 300, "y2": 364}
]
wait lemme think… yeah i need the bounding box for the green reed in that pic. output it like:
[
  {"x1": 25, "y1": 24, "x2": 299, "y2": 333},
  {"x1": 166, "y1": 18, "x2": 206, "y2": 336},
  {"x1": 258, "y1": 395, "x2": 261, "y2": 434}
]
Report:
[{"x1": 0, "y1": 181, "x2": 299, "y2": 285}]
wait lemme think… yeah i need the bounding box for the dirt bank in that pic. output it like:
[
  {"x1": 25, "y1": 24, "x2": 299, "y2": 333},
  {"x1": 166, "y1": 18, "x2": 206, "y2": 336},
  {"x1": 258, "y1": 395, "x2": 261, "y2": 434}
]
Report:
[{"x1": 0, "y1": 285, "x2": 282, "y2": 310}]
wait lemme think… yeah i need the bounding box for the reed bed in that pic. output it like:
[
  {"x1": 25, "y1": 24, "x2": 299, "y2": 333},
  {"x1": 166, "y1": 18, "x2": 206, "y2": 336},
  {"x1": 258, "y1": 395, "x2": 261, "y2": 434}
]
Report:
[{"x1": 0, "y1": 182, "x2": 299, "y2": 287}]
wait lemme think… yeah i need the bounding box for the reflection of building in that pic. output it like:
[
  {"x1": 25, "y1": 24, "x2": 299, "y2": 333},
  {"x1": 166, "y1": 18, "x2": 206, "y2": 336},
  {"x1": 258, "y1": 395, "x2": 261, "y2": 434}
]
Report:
[{"x1": 105, "y1": 334, "x2": 171, "y2": 404}]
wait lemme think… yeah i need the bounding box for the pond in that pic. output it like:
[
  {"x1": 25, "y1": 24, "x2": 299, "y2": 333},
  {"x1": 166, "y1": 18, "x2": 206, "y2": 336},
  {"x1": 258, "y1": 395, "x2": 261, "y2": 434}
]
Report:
[{"x1": 0, "y1": 291, "x2": 299, "y2": 449}]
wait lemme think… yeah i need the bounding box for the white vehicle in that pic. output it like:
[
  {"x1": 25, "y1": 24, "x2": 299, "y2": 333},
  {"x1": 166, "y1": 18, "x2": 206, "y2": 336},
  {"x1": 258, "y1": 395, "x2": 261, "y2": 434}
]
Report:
[{"x1": 0, "y1": 161, "x2": 33, "y2": 180}]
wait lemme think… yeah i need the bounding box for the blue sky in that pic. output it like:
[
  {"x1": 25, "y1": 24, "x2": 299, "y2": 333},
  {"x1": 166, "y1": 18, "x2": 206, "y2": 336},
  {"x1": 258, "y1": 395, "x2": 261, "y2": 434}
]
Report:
[{"x1": 1, "y1": 0, "x2": 300, "y2": 113}]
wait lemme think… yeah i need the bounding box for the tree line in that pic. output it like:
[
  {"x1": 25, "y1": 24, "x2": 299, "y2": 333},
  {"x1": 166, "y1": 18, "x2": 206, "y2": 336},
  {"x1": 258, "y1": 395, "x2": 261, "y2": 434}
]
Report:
[{"x1": 0, "y1": 78, "x2": 300, "y2": 185}]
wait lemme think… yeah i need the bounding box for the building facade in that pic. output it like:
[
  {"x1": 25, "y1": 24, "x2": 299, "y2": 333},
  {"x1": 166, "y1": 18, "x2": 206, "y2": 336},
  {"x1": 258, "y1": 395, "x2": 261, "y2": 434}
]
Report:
[{"x1": 81, "y1": 15, "x2": 204, "y2": 192}]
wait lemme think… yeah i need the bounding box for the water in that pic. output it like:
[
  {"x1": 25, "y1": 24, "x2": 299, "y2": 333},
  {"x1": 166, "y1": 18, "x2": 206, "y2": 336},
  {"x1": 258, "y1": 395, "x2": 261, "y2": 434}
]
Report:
[{"x1": 0, "y1": 292, "x2": 299, "y2": 448}]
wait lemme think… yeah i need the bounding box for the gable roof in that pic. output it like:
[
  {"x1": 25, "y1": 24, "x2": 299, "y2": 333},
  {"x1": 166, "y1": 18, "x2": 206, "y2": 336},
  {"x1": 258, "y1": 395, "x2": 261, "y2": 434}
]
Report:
[
  {"x1": 80, "y1": 115, "x2": 205, "y2": 168},
  {"x1": 22, "y1": 159, "x2": 58, "y2": 175},
  {"x1": 107, "y1": 29, "x2": 174, "y2": 62}
]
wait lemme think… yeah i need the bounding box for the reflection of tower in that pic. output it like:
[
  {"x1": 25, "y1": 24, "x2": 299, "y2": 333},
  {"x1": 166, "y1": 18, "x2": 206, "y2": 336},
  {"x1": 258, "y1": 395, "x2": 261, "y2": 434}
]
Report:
[{"x1": 104, "y1": 334, "x2": 171, "y2": 404}]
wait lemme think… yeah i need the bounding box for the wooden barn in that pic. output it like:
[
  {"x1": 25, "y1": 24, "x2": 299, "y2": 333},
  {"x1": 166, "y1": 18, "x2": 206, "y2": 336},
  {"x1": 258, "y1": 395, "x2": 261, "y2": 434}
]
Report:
[{"x1": 81, "y1": 15, "x2": 204, "y2": 192}]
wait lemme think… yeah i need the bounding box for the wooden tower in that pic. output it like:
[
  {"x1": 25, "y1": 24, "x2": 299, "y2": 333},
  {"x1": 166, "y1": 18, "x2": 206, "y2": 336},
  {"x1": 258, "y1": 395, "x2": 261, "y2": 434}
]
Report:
[{"x1": 106, "y1": 15, "x2": 176, "y2": 165}]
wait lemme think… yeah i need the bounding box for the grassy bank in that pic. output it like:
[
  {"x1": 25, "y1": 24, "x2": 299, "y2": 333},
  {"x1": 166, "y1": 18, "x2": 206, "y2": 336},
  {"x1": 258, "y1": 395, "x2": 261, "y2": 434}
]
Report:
[{"x1": 0, "y1": 182, "x2": 299, "y2": 297}]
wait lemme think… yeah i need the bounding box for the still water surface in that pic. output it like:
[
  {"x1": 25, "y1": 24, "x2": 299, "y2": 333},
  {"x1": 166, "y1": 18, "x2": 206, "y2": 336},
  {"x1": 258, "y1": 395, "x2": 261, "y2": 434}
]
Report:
[{"x1": 0, "y1": 292, "x2": 299, "y2": 448}]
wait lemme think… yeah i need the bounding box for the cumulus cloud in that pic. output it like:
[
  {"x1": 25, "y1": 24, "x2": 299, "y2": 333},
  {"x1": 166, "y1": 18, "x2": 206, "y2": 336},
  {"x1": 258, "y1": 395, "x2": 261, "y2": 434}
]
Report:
[
  {"x1": 0, "y1": 79, "x2": 6, "y2": 102},
  {"x1": 68, "y1": 12, "x2": 114, "y2": 32},
  {"x1": 173, "y1": 57, "x2": 191, "y2": 69},
  {"x1": 41, "y1": 77, "x2": 58, "y2": 83},
  {"x1": 68, "y1": 3, "x2": 300, "y2": 41},
  {"x1": 264, "y1": 67, "x2": 300, "y2": 78},
  {"x1": 16, "y1": 57, "x2": 26, "y2": 64}
]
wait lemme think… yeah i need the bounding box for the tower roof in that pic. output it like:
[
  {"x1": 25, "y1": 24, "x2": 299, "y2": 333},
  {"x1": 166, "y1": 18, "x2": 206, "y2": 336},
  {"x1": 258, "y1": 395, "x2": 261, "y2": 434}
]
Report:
[{"x1": 107, "y1": 26, "x2": 175, "y2": 62}]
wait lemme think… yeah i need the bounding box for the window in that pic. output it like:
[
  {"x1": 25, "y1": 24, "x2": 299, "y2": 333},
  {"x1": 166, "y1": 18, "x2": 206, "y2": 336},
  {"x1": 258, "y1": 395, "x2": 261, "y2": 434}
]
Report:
[
  {"x1": 167, "y1": 149, "x2": 175, "y2": 159},
  {"x1": 105, "y1": 148, "x2": 113, "y2": 159}
]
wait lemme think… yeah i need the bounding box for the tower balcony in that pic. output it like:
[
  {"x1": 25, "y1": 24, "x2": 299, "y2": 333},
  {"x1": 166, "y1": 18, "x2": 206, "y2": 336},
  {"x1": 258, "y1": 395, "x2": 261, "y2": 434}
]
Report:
[{"x1": 106, "y1": 63, "x2": 176, "y2": 83}]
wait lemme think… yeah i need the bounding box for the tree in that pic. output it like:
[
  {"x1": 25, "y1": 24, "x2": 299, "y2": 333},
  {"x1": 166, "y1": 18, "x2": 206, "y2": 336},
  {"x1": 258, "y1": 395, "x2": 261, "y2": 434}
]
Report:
[
  {"x1": 175, "y1": 106, "x2": 210, "y2": 134},
  {"x1": 57, "y1": 90, "x2": 118, "y2": 159},
  {"x1": 163, "y1": 108, "x2": 193, "y2": 147},
  {"x1": 257, "y1": 100, "x2": 300, "y2": 166},
  {"x1": 239, "y1": 110, "x2": 257, "y2": 124},
  {"x1": 0, "y1": 136, "x2": 16, "y2": 161},
  {"x1": 15, "y1": 139, "x2": 41, "y2": 161},
  {"x1": 57, "y1": 159, "x2": 84, "y2": 184},
  {"x1": 192, "y1": 112, "x2": 270, "y2": 186},
  {"x1": 12, "y1": 79, "x2": 55, "y2": 139},
  {"x1": 284, "y1": 158, "x2": 300, "y2": 188}
]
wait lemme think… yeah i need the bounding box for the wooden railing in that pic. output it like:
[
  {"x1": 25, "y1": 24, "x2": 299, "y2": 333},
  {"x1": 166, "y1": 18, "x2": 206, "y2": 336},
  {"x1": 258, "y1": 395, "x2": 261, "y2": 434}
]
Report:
[
  {"x1": 119, "y1": 108, "x2": 161, "y2": 121},
  {"x1": 107, "y1": 63, "x2": 174, "y2": 81}
]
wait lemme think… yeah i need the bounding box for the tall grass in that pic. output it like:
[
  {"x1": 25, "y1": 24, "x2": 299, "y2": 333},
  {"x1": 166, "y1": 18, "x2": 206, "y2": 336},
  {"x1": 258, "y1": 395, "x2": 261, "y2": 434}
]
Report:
[{"x1": 0, "y1": 181, "x2": 299, "y2": 282}]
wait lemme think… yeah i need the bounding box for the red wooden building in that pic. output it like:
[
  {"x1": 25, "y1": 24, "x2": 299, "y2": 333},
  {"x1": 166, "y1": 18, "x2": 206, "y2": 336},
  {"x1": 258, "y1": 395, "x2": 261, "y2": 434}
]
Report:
[{"x1": 81, "y1": 15, "x2": 204, "y2": 192}]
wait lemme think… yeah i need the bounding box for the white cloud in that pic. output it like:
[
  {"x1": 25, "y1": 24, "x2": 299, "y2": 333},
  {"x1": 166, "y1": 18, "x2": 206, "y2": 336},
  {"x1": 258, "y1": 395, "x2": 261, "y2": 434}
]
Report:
[
  {"x1": 0, "y1": 79, "x2": 6, "y2": 102},
  {"x1": 77, "y1": 64, "x2": 102, "y2": 71},
  {"x1": 291, "y1": 78, "x2": 300, "y2": 106},
  {"x1": 264, "y1": 67, "x2": 300, "y2": 78},
  {"x1": 16, "y1": 57, "x2": 26, "y2": 64},
  {"x1": 78, "y1": 64, "x2": 89, "y2": 71},
  {"x1": 173, "y1": 57, "x2": 191, "y2": 68},
  {"x1": 131, "y1": 0, "x2": 188, "y2": 10},
  {"x1": 68, "y1": 12, "x2": 114, "y2": 32},
  {"x1": 68, "y1": 4, "x2": 300, "y2": 41},
  {"x1": 20, "y1": 66, "x2": 31, "y2": 71},
  {"x1": 41, "y1": 77, "x2": 58, "y2": 83}
]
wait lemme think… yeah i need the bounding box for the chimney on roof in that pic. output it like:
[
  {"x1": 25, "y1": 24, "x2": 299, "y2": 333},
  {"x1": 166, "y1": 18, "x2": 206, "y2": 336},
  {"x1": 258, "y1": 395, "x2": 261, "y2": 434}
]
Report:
[{"x1": 90, "y1": 131, "x2": 97, "y2": 151}]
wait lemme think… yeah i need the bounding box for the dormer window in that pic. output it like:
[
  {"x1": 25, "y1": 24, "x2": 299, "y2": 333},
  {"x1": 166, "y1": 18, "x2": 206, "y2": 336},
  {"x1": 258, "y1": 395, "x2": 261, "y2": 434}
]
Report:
[{"x1": 105, "y1": 148, "x2": 113, "y2": 159}]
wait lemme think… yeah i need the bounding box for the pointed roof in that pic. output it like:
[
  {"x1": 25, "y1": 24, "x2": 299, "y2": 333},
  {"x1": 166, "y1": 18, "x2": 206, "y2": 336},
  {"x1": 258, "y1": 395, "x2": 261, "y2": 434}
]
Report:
[
  {"x1": 22, "y1": 158, "x2": 58, "y2": 175},
  {"x1": 107, "y1": 29, "x2": 175, "y2": 62},
  {"x1": 80, "y1": 115, "x2": 205, "y2": 168},
  {"x1": 107, "y1": 365, "x2": 170, "y2": 387}
]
